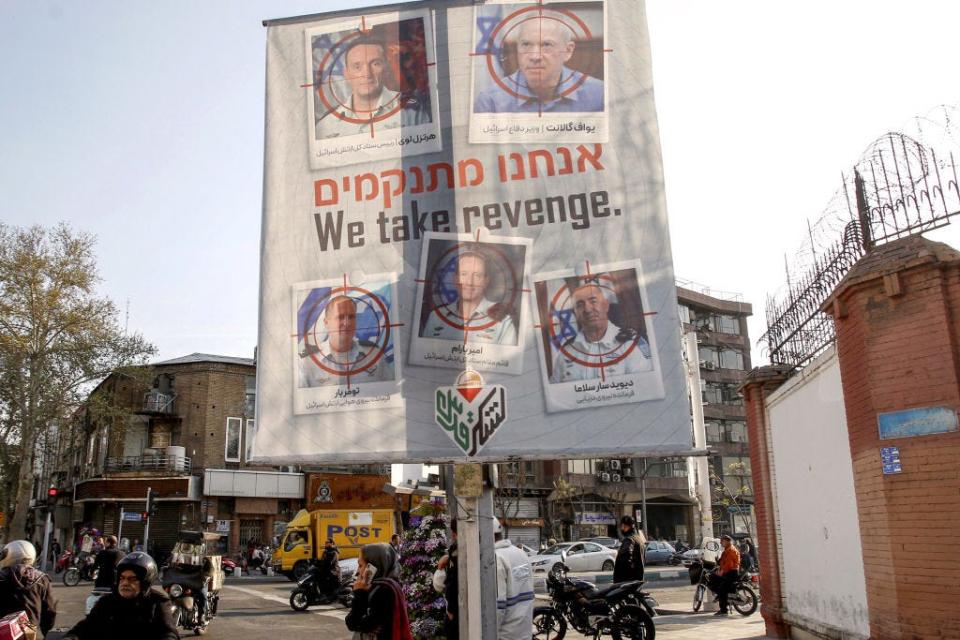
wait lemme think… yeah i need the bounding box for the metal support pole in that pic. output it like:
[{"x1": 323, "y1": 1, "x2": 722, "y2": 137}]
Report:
[
  {"x1": 143, "y1": 486, "x2": 152, "y2": 552},
  {"x1": 640, "y1": 459, "x2": 648, "y2": 536},
  {"x1": 117, "y1": 507, "x2": 124, "y2": 545},
  {"x1": 40, "y1": 511, "x2": 53, "y2": 572},
  {"x1": 684, "y1": 330, "x2": 714, "y2": 542}
]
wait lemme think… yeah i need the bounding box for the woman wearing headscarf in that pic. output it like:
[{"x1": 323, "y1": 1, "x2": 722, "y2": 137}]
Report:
[{"x1": 345, "y1": 543, "x2": 413, "y2": 640}]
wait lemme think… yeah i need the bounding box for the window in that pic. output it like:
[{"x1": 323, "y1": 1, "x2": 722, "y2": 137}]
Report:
[
  {"x1": 705, "y1": 421, "x2": 723, "y2": 444},
  {"x1": 702, "y1": 382, "x2": 743, "y2": 406},
  {"x1": 714, "y1": 315, "x2": 740, "y2": 335},
  {"x1": 726, "y1": 421, "x2": 748, "y2": 443},
  {"x1": 698, "y1": 347, "x2": 721, "y2": 368},
  {"x1": 225, "y1": 417, "x2": 242, "y2": 462},
  {"x1": 719, "y1": 348, "x2": 744, "y2": 370},
  {"x1": 568, "y1": 459, "x2": 596, "y2": 475},
  {"x1": 721, "y1": 456, "x2": 751, "y2": 476},
  {"x1": 244, "y1": 376, "x2": 256, "y2": 416},
  {"x1": 677, "y1": 305, "x2": 691, "y2": 324},
  {"x1": 244, "y1": 419, "x2": 256, "y2": 462}
]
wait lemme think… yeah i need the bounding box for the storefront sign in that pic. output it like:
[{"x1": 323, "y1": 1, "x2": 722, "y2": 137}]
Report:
[
  {"x1": 576, "y1": 512, "x2": 616, "y2": 525},
  {"x1": 216, "y1": 520, "x2": 231, "y2": 534}
]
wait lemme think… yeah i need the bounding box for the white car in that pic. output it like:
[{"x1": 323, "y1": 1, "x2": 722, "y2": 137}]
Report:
[{"x1": 528, "y1": 542, "x2": 617, "y2": 574}]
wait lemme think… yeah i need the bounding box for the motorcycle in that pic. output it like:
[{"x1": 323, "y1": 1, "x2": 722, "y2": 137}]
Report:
[
  {"x1": 55, "y1": 550, "x2": 74, "y2": 574},
  {"x1": 533, "y1": 562, "x2": 656, "y2": 640},
  {"x1": 668, "y1": 542, "x2": 690, "y2": 566},
  {"x1": 687, "y1": 559, "x2": 758, "y2": 616},
  {"x1": 289, "y1": 561, "x2": 354, "y2": 611},
  {"x1": 162, "y1": 531, "x2": 225, "y2": 636},
  {"x1": 63, "y1": 555, "x2": 99, "y2": 587}
]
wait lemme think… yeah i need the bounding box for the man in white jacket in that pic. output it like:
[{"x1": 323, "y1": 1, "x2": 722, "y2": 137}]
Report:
[{"x1": 493, "y1": 517, "x2": 534, "y2": 640}]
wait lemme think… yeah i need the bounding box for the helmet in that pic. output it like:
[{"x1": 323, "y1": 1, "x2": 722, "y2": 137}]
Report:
[
  {"x1": 492, "y1": 517, "x2": 502, "y2": 535},
  {"x1": 115, "y1": 552, "x2": 158, "y2": 591},
  {"x1": 0, "y1": 541, "x2": 36, "y2": 569}
]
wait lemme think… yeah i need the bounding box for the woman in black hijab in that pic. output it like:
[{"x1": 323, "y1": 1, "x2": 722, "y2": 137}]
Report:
[{"x1": 345, "y1": 542, "x2": 412, "y2": 640}]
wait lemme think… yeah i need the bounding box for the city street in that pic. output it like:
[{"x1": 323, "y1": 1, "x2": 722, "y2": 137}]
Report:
[{"x1": 44, "y1": 572, "x2": 770, "y2": 640}]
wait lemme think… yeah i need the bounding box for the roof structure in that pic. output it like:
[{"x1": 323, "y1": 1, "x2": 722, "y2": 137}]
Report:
[{"x1": 153, "y1": 353, "x2": 255, "y2": 367}]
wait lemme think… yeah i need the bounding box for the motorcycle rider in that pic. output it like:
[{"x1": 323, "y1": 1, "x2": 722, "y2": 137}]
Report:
[
  {"x1": 94, "y1": 535, "x2": 123, "y2": 590},
  {"x1": 63, "y1": 551, "x2": 179, "y2": 640},
  {"x1": 613, "y1": 515, "x2": 646, "y2": 583},
  {"x1": 710, "y1": 534, "x2": 741, "y2": 616},
  {"x1": 0, "y1": 540, "x2": 57, "y2": 638},
  {"x1": 316, "y1": 538, "x2": 341, "y2": 598}
]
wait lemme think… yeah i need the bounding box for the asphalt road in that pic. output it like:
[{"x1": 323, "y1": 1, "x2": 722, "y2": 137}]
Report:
[{"x1": 44, "y1": 572, "x2": 762, "y2": 640}]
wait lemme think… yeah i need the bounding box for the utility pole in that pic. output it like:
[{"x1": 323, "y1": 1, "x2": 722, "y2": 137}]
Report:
[
  {"x1": 143, "y1": 487, "x2": 153, "y2": 552},
  {"x1": 455, "y1": 464, "x2": 497, "y2": 640},
  {"x1": 683, "y1": 330, "x2": 714, "y2": 542}
]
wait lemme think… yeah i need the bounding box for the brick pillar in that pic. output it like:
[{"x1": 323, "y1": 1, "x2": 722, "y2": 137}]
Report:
[
  {"x1": 742, "y1": 365, "x2": 793, "y2": 639},
  {"x1": 823, "y1": 236, "x2": 960, "y2": 640}
]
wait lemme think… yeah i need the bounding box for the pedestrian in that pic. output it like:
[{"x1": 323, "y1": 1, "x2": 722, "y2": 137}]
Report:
[
  {"x1": 613, "y1": 515, "x2": 645, "y2": 583},
  {"x1": 435, "y1": 519, "x2": 458, "y2": 639},
  {"x1": 94, "y1": 536, "x2": 123, "y2": 590},
  {"x1": 49, "y1": 540, "x2": 62, "y2": 564},
  {"x1": 345, "y1": 542, "x2": 413, "y2": 640},
  {"x1": 0, "y1": 540, "x2": 57, "y2": 638},
  {"x1": 390, "y1": 533, "x2": 402, "y2": 554},
  {"x1": 710, "y1": 535, "x2": 741, "y2": 616},
  {"x1": 493, "y1": 517, "x2": 534, "y2": 640},
  {"x1": 63, "y1": 551, "x2": 178, "y2": 640}
]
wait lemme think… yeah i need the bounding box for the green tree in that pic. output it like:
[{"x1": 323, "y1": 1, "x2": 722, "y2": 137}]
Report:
[{"x1": 0, "y1": 224, "x2": 155, "y2": 539}]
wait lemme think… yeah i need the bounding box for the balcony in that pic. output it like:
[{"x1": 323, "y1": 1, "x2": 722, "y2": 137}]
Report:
[
  {"x1": 140, "y1": 391, "x2": 176, "y2": 415},
  {"x1": 104, "y1": 455, "x2": 192, "y2": 476}
]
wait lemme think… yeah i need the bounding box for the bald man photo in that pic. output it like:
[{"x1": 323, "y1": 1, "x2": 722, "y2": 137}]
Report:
[{"x1": 474, "y1": 16, "x2": 604, "y2": 113}]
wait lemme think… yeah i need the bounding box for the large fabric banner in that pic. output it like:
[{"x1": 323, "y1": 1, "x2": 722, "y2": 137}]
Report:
[{"x1": 255, "y1": 0, "x2": 690, "y2": 464}]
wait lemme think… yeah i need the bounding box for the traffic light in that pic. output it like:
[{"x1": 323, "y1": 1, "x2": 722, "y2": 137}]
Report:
[
  {"x1": 47, "y1": 486, "x2": 57, "y2": 500},
  {"x1": 146, "y1": 488, "x2": 159, "y2": 518}
]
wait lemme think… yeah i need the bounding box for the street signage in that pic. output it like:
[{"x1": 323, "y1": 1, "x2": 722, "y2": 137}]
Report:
[
  {"x1": 881, "y1": 446, "x2": 902, "y2": 475},
  {"x1": 121, "y1": 512, "x2": 143, "y2": 522}
]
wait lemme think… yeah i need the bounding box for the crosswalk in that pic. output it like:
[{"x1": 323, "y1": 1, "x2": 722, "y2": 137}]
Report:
[{"x1": 223, "y1": 584, "x2": 348, "y2": 620}]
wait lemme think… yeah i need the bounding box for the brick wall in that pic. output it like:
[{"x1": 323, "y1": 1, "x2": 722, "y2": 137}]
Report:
[{"x1": 825, "y1": 237, "x2": 960, "y2": 639}]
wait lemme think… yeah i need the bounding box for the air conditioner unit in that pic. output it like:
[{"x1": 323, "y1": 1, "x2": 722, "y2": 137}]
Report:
[
  {"x1": 608, "y1": 460, "x2": 621, "y2": 471},
  {"x1": 702, "y1": 361, "x2": 717, "y2": 371},
  {"x1": 611, "y1": 473, "x2": 622, "y2": 483},
  {"x1": 623, "y1": 466, "x2": 634, "y2": 478},
  {"x1": 599, "y1": 472, "x2": 611, "y2": 483}
]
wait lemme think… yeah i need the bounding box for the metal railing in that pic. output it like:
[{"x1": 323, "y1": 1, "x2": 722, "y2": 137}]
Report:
[
  {"x1": 762, "y1": 123, "x2": 960, "y2": 368},
  {"x1": 142, "y1": 391, "x2": 176, "y2": 413},
  {"x1": 104, "y1": 455, "x2": 192, "y2": 475}
]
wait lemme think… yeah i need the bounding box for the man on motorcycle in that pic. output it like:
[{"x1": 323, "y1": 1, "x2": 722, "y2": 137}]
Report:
[
  {"x1": 317, "y1": 539, "x2": 341, "y2": 596},
  {"x1": 63, "y1": 551, "x2": 179, "y2": 640},
  {"x1": 0, "y1": 540, "x2": 57, "y2": 638},
  {"x1": 710, "y1": 535, "x2": 741, "y2": 616},
  {"x1": 94, "y1": 536, "x2": 123, "y2": 590},
  {"x1": 613, "y1": 515, "x2": 646, "y2": 583}
]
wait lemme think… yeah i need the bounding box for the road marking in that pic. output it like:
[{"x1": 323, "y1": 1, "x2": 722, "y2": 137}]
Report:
[{"x1": 222, "y1": 585, "x2": 348, "y2": 620}]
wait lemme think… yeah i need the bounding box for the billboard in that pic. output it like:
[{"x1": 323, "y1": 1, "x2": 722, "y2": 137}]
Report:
[{"x1": 256, "y1": 0, "x2": 690, "y2": 464}]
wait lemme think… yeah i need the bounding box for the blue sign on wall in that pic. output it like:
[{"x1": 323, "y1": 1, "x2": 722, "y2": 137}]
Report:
[
  {"x1": 880, "y1": 446, "x2": 902, "y2": 475},
  {"x1": 878, "y1": 406, "x2": 958, "y2": 440}
]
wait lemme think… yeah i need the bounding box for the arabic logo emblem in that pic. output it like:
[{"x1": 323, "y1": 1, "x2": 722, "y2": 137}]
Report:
[
  {"x1": 434, "y1": 370, "x2": 507, "y2": 456},
  {"x1": 316, "y1": 480, "x2": 333, "y2": 503}
]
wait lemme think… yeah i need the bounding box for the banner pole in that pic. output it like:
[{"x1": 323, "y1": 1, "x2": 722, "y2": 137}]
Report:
[{"x1": 455, "y1": 465, "x2": 497, "y2": 639}]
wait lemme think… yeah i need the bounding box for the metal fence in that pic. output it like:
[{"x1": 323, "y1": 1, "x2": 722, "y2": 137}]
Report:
[
  {"x1": 104, "y1": 455, "x2": 192, "y2": 475},
  {"x1": 762, "y1": 107, "x2": 960, "y2": 368}
]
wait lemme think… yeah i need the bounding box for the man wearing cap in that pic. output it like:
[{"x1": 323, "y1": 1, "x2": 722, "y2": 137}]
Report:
[
  {"x1": 421, "y1": 251, "x2": 517, "y2": 345},
  {"x1": 316, "y1": 36, "x2": 431, "y2": 138},
  {"x1": 299, "y1": 295, "x2": 393, "y2": 387},
  {"x1": 711, "y1": 535, "x2": 741, "y2": 616},
  {"x1": 474, "y1": 16, "x2": 604, "y2": 114},
  {"x1": 550, "y1": 282, "x2": 652, "y2": 383}
]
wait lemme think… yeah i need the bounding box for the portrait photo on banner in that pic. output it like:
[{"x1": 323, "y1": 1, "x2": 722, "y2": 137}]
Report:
[
  {"x1": 531, "y1": 260, "x2": 664, "y2": 412},
  {"x1": 469, "y1": 1, "x2": 609, "y2": 144},
  {"x1": 304, "y1": 8, "x2": 442, "y2": 168},
  {"x1": 409, "y1": 233, "x2": 532, "y2": 375},
  {"x1": 291, "y1": 274, "x2": 402, "y2": 415}
]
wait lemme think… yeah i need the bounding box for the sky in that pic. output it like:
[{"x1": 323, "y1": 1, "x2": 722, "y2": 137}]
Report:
[{"x1": 2, "y1": 0, "x2": 959, "y2": 364}]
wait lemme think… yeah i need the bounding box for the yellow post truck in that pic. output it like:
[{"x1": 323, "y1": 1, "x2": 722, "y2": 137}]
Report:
[{"x1": 272, "y1": 508, "x2": 394, "y2": 580}]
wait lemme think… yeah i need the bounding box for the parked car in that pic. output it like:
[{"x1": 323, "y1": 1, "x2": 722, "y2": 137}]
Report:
[
  {"x1": 644, "y1": 540, "x2": 676, "y2": 565},
  {"x1": 529, "y1": 542, "x2": 617, "y2": 575},
  {"x1": 582, "y1": 536, "x2": 621, "y2": 549}
]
